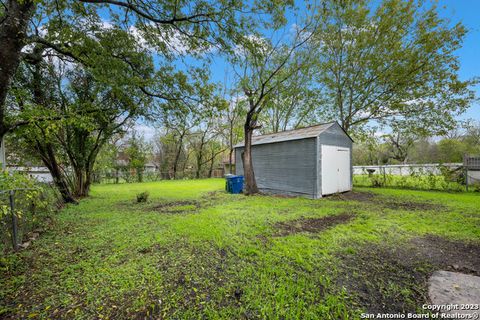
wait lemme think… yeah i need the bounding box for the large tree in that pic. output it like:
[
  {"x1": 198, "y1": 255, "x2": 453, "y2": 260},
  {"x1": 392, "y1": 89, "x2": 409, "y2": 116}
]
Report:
[
  {"x1": 260, "y1": 64, "x2": 320, "y2": 133},
  {"x1": 309, "y1": 0, "x2": 476, "y2": 135},
  {"x1": 12, "y1": 56, "x2": 147, "y2": 201},
  {"x1": 233, "y1": 23, "x2": 315, "y2": 194},
  {"x1": 221, "y1": 94, "x2": 245, "y2": 174},
  {"x1": 0, "y1": 0, "x2": 290, "y2": 142}
]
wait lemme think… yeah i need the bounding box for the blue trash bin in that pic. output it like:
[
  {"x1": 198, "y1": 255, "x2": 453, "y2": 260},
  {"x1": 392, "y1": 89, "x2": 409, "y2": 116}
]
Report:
[
  {"x1": 224, "y1": 174, "x2": 234, "y2": 192},
  {"x1": 230, "y1": 175, "x2": 244, "y2": 194},
  {"x1": 226, "y1": 175, "x2": 244, "y2": 194}
]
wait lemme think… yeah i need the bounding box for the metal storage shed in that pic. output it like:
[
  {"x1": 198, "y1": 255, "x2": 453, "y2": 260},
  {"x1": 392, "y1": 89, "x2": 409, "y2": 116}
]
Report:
[{"x1": 234, "y1": 121, "x2": 353, "y2": 198}]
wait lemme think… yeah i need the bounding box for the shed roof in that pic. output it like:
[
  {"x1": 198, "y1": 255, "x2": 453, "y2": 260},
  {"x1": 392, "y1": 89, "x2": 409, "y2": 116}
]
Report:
[{"x1": 234, "y1": 121, "x2": 351, "y2": 147}]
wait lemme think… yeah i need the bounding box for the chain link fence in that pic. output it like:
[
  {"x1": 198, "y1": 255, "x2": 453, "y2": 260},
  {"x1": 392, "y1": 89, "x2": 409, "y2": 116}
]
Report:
[
  {"x1": 92, "y1": 168, "x2": 226, "y2": 184},
  {"x1": 0, "y1": 186, "x2": 59, "y2": 252}
]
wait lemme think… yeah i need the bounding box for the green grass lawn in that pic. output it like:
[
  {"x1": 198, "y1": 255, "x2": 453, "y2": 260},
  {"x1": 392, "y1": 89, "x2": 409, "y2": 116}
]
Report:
[{"x1": 1, "y1": 179, "x2": 479, "y2": 319}]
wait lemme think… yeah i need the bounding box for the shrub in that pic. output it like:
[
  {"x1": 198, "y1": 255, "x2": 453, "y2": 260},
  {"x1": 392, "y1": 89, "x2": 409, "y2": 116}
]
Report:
[
  {"x1": 136, "y1": 191, "x2": 149, "y2": 203},
  {"x1": 353, "y1": 173, "x2": 465, "y2": 192},
  {"x1": 0, "y1": 170, "x2": 58, "y2": 252}
]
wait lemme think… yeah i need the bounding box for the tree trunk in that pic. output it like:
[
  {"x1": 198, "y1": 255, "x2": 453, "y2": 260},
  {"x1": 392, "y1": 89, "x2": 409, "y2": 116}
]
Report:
[
  {"x1": 195, "y1": 150, "x2": 202, "y2": 179},
  {"x1": 228, "y1": 149, "x2": 233, "y2": 174},
  {"x1": 208, "y1": 152, "x2": 215, "y2": 178},
  {"x1": 172, "y1": 134, "x2": 184, "y2": 179},
  {"x1": 228, "y1": 121, "x2": 234, "y2": 174},
  {"x1": 242, "y1": 120, "x2": 259, "y2": 195},
  {"x1": 35, "y1": 141, "x2": 77, "y2": 204},
  {"x1": 0, "y1": 0, "x2": 35, "y2": 140},
  {"x1": 72, "y1": 165, "x2": 93, "y2": 198},
  {"x1": 73, "y1": 167, "x2": 85, "y2": 197}
]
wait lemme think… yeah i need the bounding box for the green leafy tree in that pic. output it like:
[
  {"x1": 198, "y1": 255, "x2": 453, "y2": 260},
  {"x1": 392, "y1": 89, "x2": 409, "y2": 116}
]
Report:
[
  {"x1": 12, "y1": 47, "x2": 148, "y2": 200},
  {"x1": 233, "y1": 23, "x2": 314, "y2": 194},
  {"x1": 125, "y1": 132, "x2": 149, "y2": 183},
  {"x1": 220, "y1": 94, "x2": 246, "y2": 175},
  {"x1": 309, "y1": 0, "x2": 476, "y2": 135},
  {"x1": 0, "y1": 0, "x2": 291, "y2": 142},
  {"x1": 260, "y1": 63, "x2": 321, "y2": 133},
  {"x1": 437, "y1": 139, "x2": 467, "y2": 163}
]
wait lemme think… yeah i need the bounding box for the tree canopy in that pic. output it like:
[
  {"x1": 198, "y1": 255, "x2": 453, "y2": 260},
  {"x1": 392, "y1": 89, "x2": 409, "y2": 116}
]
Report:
[{"x1": 308, "y1": 0, "x2": 476, "y2": 135}]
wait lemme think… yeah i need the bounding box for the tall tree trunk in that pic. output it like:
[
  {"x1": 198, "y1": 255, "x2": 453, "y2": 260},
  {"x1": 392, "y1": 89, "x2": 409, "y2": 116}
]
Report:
[
  {"x1": 242, "y1": 116, "x2": 259, "y2": 195},
  {"x1": 195, "y1": 138, "x2": 206, "y2": 179},
  {"x1": 73, "y1": 167, "x2": 85, "y2": 197},
  {"x1": 208, "y1": 150, "x2": 215, "y2": 178},
  {"x1": 84, "y1": 163, "x2": 93, "y2": 194},
  {"x1": 0, "y1": 0, "x2": 34, "y2": 140},
  {"x1": 35, "y1": 140, "x2": 77, "y2": 204},
  {"x1": 73, "y1": 165, "x2": 93, "y2": 198},
  {"x1": 172, "y1": 134, "x2": 184, "y2": 179},
  {"x1": 228, "y1": 121, "x2": 234, "y2": 174},
  {"x1": 195, "y1": 158, "x2": 201, "y2": 178},
  {"x1": 228, "y1": 149, "x2": 233, "y2": 174},
  {"x1": 195, "y1": 149, "x2": 202, "y2": 179},
  {"x1": 26, "y1": 48, "x2": 76, "y2": 203}
]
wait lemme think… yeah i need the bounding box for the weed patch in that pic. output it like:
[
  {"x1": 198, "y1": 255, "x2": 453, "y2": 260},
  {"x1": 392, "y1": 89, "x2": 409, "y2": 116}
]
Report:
[
  {"x1": 136, "y1": 241, "x2": 247, "y2": 318},
  {"x1": 152, "y1": 200, "x2": 201, "y2": 214}
]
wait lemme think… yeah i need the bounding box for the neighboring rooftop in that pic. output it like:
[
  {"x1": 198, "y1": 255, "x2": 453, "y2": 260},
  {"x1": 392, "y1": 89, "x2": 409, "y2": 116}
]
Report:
[{"x1": 234, "y1": 121, "x2": 343, "y2": 147}]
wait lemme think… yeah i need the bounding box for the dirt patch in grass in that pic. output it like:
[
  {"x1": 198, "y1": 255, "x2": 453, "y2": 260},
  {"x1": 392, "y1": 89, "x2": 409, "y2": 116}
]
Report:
[
  {"x1": 336, "y1": 235, "x2": 480, "y2": 313},
  {"x1": 329, "y1": 191, "x2": 378, "y2": 202},
  {"x1": 329, "y1": 191, "x2": 446, "y2": 211},
  {"x1": 274, "y1": 213, "x2": 355, "y2": 236},
  {"x1": 201, "y1": 190, "x2": 225, "y2": 200},
  {"x1": 410, "y1": 235, "x2": 480, "y2": 275},
  {"x1": 151, "y1": 200, "x2": 201, "y2": 214},
  {"x1": 381, "y1": 201, "x2": 446, "y2": 211}
]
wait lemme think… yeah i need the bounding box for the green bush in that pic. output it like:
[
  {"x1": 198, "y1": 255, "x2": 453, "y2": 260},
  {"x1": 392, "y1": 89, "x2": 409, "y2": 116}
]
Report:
[
  {"x1": 136, "y1": 191, "x2": 149, "y2": 203},
  {"x1": 353, "y1": 174, "x2": 465, "y2": 192},
  {"x1": 0, "y1": 170, "x2": 58, "y2": 252}
]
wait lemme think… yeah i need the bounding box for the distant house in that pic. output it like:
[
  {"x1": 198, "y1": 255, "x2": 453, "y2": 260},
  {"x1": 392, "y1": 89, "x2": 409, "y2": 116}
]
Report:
[
  {"x1": 144, "y1": 162, "x2": 157, "y2": 173},
  {"x1": 221, "y1": 153, "x2": 235, "y2": 175},
  {"x1": 115, "y1": 152, "x2": 158, "y2": 173},
  {"x1": 234, "y1": 121, "x2": 353, "y2": 198}
]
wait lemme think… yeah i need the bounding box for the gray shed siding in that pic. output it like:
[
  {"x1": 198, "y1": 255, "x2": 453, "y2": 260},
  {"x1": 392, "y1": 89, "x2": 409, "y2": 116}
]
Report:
[
  {"x1": 235, "y1": 138, "x2": 317, "y2": 197},
  {"x1": 316, "y1": 123, "x2": 353, "y2": 197}
]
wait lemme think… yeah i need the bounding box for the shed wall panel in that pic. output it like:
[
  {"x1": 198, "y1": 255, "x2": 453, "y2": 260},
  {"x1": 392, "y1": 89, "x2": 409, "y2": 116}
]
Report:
[{"x1": 235, "y1": 138, "x2": 317, "y2": 197}]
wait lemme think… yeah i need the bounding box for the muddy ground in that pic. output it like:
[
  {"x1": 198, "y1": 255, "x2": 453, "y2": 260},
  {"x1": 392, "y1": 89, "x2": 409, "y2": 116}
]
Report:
[
  {"x1": 329, "y1": 191, "x2": 447, "y2": 211},
  {"x1": 336, "y1": 235, "x2": 480, "y2": 313},
  {"x1": 152, "y1": 200, "x2": 201, "y2": 213},
  {"x1": 273, "y1": 213, "x2": 355, "y2": 236}
]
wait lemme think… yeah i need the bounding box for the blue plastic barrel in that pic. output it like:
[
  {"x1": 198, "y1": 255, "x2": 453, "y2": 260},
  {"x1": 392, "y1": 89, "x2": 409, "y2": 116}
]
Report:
[
  {"x1": 225, "y1": 175, "x2": 244, "y2": 194},
  {"x1": 225, "y1": 174, "x2": 234, "y2": 192}
]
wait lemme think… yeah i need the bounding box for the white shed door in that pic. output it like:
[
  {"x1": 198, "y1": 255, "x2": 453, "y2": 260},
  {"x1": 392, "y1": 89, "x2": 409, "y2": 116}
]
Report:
[{"x1": 321, "y1": 145, "x2": 351, "y2": 195}]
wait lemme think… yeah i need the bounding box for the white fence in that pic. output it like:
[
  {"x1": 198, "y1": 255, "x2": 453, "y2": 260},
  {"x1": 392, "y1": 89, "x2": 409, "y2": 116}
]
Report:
[
  {"x1": 353, "y1": 163, "x2": 463, "y2": 176},
  {"x1": 8, "y1": 166, "x2": 53, "y2": 183}
]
